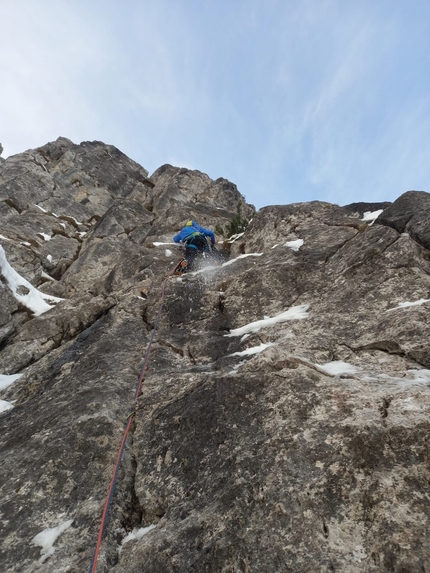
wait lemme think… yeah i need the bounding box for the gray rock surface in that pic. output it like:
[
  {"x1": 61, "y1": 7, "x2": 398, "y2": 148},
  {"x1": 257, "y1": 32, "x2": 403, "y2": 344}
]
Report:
[
  {"x1": 342, "y1": 201, "x2": 392, "y2": 217},
  {"x1": 375, "y1": 190, "x2": 430, "y2": 250},
  {"x1": 0, "y1": 139, "x2": 429, "y2": 573}
]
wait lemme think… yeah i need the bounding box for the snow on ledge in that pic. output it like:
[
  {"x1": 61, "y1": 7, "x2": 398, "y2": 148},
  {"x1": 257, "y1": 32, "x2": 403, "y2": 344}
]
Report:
[
  {"x1": 386, "y1": 299, "x2": 430, "y2": 312},
  {"x1": 0, "y1": 399, "x2": 14, "y2": 413},
  {"x1": 31, "y1": 519, "x2": 73, "y2": 563},
  {"x1": 119, "y1": 524, "x2": 156, "y2": 554},
  {"x1": 361, "y1": 209, "x2": 383, "y2": 225},
  {"x1": 0, "y1": 246, "x2": 63, "y2": 316},
  {"x1": 225, "y1": 304, "x2": 309, "y2": 337},
  {"x1": 284, "y1": 239, "x2": 304, "y2": 251},
  {"x1": 37, "y1": 232, "x2": 51, "y2": 241},
  {"x1": 316, "y1": 361, "x2": 362, "y2": 376},
  {"x1": 225, "y1": 232, "x2": 244, "y2": 243},
  {"x1": 221, "y1": 253, "x2": 263, "y2": 267},
  {"x1": 152, "y1": 241, "x2": 177, "y2": 247},
  {"x1": 228, "y1": 342, "x2": 275, "y2": 357},
  {"x1": 0, "y1": 373, "x2": 23, "y2": 392},
  {"x1": 190, "y1": 253, "x2": 263, "y2": 276}
]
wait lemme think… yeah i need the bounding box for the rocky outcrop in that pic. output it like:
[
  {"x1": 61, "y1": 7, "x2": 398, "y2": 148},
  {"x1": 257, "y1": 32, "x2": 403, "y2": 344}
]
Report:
[
  {"x1": 375, "y1": 190, "x2": 430, "y2": 250},
  {"x1": 342, "y1": 201, "x2": 392, "y2": 217},
  {"x1": 0, "y1": 140, "x2": 429, "y2": 573}
]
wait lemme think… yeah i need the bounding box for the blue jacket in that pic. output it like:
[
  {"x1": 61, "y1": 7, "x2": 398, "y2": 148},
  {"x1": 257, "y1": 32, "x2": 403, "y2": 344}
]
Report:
[{"x1": 173, "y1": 221, "x2": 215, "y2": 245}]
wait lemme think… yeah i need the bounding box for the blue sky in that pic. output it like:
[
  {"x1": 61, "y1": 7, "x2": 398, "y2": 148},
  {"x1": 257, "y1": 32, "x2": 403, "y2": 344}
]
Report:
[{"x1": 1, "y1": 1, "x2": 430, "y2": 209}]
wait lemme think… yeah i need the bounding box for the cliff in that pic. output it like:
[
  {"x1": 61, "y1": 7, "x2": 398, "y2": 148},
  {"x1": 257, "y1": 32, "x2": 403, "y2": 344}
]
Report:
[{"x1": 0, "y1": 138, "x2": 429, "y2": 572}]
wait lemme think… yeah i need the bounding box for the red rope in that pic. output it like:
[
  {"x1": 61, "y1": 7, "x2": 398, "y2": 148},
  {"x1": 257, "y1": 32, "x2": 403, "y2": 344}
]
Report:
[{"x1": 88, "y1": 259, "x2": 183, "y2": 573}]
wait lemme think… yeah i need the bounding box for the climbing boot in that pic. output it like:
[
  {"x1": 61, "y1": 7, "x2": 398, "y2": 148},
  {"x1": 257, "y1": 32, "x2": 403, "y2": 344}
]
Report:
[{"x1": 177, "y1": 260, "x2": 188, "y2": 276}]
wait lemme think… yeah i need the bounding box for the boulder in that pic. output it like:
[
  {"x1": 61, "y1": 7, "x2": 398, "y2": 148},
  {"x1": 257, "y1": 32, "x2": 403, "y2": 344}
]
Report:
[{"x1": 375, "y1": 190, "x2": 430, "y2": 250}]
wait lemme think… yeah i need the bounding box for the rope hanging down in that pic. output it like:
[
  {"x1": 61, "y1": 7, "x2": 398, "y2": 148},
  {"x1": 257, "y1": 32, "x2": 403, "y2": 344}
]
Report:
[{"x1": 88, "y1": 258, "x2": 184, "y2": 573}]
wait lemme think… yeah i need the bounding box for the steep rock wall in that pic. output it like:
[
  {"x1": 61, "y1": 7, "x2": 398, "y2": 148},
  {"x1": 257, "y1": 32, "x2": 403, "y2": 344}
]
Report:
[{"x1": 0, "y1": 139, "x2": 429, "y2": 573}]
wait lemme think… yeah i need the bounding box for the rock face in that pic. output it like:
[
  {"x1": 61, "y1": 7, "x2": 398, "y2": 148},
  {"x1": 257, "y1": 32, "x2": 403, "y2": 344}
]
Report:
[
  {"x1": 0, "y1": 138, "x2": 429, "y2": 573},
  {"x1": 375, "y1": 191, "x2": 430, "y2": 251}
]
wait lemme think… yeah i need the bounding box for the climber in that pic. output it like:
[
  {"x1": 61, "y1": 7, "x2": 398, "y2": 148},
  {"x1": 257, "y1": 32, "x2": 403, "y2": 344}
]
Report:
[{"x1": 173, "y1": 220, "x2": 217, "y2": 272}]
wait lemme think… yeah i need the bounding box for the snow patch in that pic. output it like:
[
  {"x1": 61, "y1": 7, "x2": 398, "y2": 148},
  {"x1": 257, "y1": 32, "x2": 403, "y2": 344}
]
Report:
[
  {"x1": 220, "y1": 253, "x2": 263, "y2": 268},
  {"x1": 316, "y1": 361, "x2": 362, "y2": 376},
  {"x1": 0, "y1": 400, "x2": 14, "y2": 413},
  {"x1": 227, "y1": 232, "x2": 244, "y2": 243},
  {"x1": 386, "y1": 299, "x2": 430, "y2": 311},
  {"x1": 68, "y1": 216, "x2": 82, "y2": 226},
  {"x1": 0, "y1": 373, "x2": 22, "y2": 391},
  {"x1": 41, "y1": 271, "x2": 55, "y2": 281},
  {"x1": 0, "y1": 246, "x2": 63, "y2": 315},
  {"x1": 284, "y1": 239, "x2": 303, "y2": 251},
  {"x1": 361, "y1": 209, "x2": 383, "y2": 225},
  {"x1": 227, "y1": 360, "x2": 247, "y2": 374},
  {"x1": 47, "y1": 255, "x2": 53, "y2": 263},
  {"x1": 228, "y1": 342, "x2": 275, "y2": 357},
  {"x1": 0, "y1": 234, "x2": 10, "y2": 241},
  {"x1": 35, "y1": 204, "x2": 48, "y2": 213},
  {"x1": 226, "y1": 305, "x2": 309, "y2": 337},
  {"x1": 37, "y1": 232, "x2": 51, "y2": 241},
  {"x1": 119, "y1": 525, "x2": 156, "y2": 554},
  {"x1": 165, "y1": 249, "x2": 172, "y2": 257},
  {"x1": 152, "y1": 241, "x2": 177, "y2": 247},
  {"x1": 31, "y1": 519, "x2": 73, "y2": 563},
  {"x1": 20, "y1": 241, "x2": 31, "y2": 246}
]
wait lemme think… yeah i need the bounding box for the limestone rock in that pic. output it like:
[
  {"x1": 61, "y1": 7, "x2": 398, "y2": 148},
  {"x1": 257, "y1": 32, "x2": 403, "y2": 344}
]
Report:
[
  {"x1": 375, "y1": 190, "x2": 430, "y2": 250},
  {"x1": 0, "y1": 140, "x2": 429, "y2": 573},
  {"x1": 342, "y1": 201, "x2": 392, "y2": 217},
  {"x1": 147, "y1": 164, "x2": 255, "y2": 243}
]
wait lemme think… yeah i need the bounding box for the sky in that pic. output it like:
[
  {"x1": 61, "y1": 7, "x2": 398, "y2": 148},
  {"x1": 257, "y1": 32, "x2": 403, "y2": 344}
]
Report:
[{"x1": 1, "y1": 0, "x2": 430, "y2": 209}]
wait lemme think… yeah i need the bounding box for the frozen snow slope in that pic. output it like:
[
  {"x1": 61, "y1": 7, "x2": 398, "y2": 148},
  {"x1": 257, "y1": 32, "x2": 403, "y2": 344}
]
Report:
[{"x1": 0, "y1": 138, "x2": 429, "y2": 573}]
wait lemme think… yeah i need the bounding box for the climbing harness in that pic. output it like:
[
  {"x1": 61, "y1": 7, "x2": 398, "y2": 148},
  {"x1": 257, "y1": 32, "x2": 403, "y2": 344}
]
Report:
[{"x1": 87, "y1": 258, "x2": 184, "y2": 573}]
